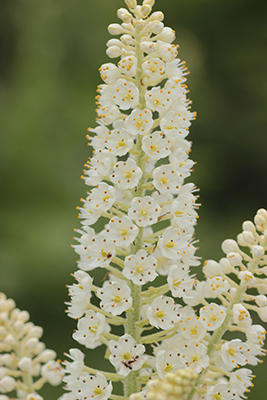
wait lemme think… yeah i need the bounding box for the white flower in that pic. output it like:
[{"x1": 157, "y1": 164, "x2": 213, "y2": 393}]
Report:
[
  {"x1": 86, "y1": 182, "x2": 116, "y2": 212},
  {"x1": 99, "y1": 63, "x2": 121, "y2": 84},
  {"x1": 0, "y1": 376, "x2": 16, "y2": 392},
  {"x1": 41, "y1": 360, "x2": 64, "y2": 386},
  {"x1": 63, "y1": 349, "x2": 85, "y2": 382},
  {"x1": 181, "y1": 343, "x2": 209, "y2": 373},
  {"x1": 158, "y1": 226, "x2": 190, "y2": 260},
  {"x1": 142, "y1": 58, "x2": 165, "y2": 84},
  {"x1": 153, "y1": 164, "x2": 183, "y2": 194},
  {"x1": 79, "y1": 232, "x2": 115, "y2": 271},
  {"x1": 141, "y1": 131, "x2": 171, "y2": 160},
  {"x1": 68, "y1": 271, "x2": 93, "y2": 304},
  {"x1": 155, "y1": 349, "x2": 184, "y2": 380},
  {"x1": 221, "y1": 339, "x2": 249, "y2": 368},
  {"x1": 145, "y1": 87, "x2": 172, "y2": 114},
  {"x1": 123, "y1": 249, "x2": 158, "y2": 285},
  {"x1": 84, "y1": 150, "x2": 117, "y2": 185},
  {"x1": 125, "y1": 108, "x2": 154, "y2": 136},
  {"x1": 96, "y1": 103, "x2": 121, "y2": 125},
  {"x1": 206, "y1": 382, "x2": 237, "y2": 400},
  {"x1": 245, "y1": 324, "x2": 266, "y2": 346},
  {"x1": 105, "y1": 215, "x2": 139, "y2": 247},
  {"x1": 146, "y1": 295, "x2": 179, "y2": 330},
  {"x1": 232, "y1": 304, "x2": 252, "y2": 328},
  {"x1": 97, "y1": 281, "x2": 132, "y2": 315},
  {"x1": 199, "y1": 303, "x2": 226, "y2": 331},
  {"x1": 72, "y1": 311, "x2": 106, "y2": 349},
  {"x1": 80, "y1": 372, "x2": 112, "y2": 400},
  {"x1": 180, "y1": 313, "x2": 206, "y2": 343},
  {"x1": 229, "y1": 368, "x2": 253, "y2": 393},
  {"x1": 160, "y1": 110, "x2": 189, "y2": 140},
  {"x1": 206, "y1": 276, "x2": 230, "y2": 297},
  {"x1": 70, "y1": 372, "x2": 112, "y2": 400},
  {"x1": 108, "y1": 334, "x2": 145, "y2": 376},
  {"x1": 26, "y1": 393, "x2": 43, "y2": 400},
  {"x1": 118, "y1": 56, "x2": 137, "y2": 76},
  {"x1": 106, "y1": 126, "x2": 133, "y2": 156},
  {"x1": 167, "y1": 264, "x2": 195, "y2": 298},
  {"x1": 110, "y1": 158, "x2": 142, "y2": 189},
  {"x1": 238, "y1": 271, "x2": 256, "y2": 286},
  {"x1": 112, "y1": 78, "x2": 139, "y2": 110},
  {"x1": 128, "y1": 196, "x2": 161, "y2": 227}
]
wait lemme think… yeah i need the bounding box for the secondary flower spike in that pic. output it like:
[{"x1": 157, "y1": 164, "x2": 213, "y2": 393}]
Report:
[{"x1": 62, "y1": 1, "x2": 267, "y2": 400}]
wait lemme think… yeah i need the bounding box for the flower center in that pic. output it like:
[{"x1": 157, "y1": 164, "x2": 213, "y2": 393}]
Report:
[
  {"x1": 124, "y1": 171, "x2": 132, "y2": 179},
  {"x1": 161, "y1": 177, "x2": 169, "y2": 185},
  {"x1": 120, "y1": 229, "x2": 128, "y2": 236},
  {"x1": 118, "y1": 140, "x2": 125, "y2": 147},
  {"x1": 150, "y1": 144, "x2": 158, "y2": 152},
  {"x1": 173, "y1": 279, "x2": 182, "y2": 287},
  {"x1": 164, "y1": 364, "x2": 173, "y2": 373},
  {"x1": 94, "y1": 388, "x2": 103, "y2": 396},
  {"x1": 89, "y1": 325, "x2": 98, "y2": 334},
  {"x1": 165, "y1": 241, "x2": 175, "y2": 248},
  {"x1": 156, "y1": 311, "x2": 165, "y2": 319},
  {"x1": 141, "y1": 209, "x2": 148, "y2": 216},
  {"x1": 228, "y1": 347, "x2": 236, "y2": 357},
  {"x1": 123, "y1": 352, "x2": 131, "y2": 361},
  {"x1": 113, "y1": 295, "x2": 122, "y2": 303},
  {"x1": 136, "y1": 265, "x2": 144, "y2": 273}
]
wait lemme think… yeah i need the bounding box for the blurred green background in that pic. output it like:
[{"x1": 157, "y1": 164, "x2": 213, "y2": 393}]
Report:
[{"x1": 1, "y1": 0, "x2": 267, "y2": 398}]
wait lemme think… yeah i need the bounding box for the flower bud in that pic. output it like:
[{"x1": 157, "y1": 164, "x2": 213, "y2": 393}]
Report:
[
  {"x1": 0, "y1": 368, "x2": 8, "y2": 379},
  {"x1": 37, "y1": 349, "x2": 57, "y2": 363},
  {"x1": 108, "y1": 23, "x2": 124, "y2": 35},
  {"x1": 219, "y1": 257, "x2": 233, "y2": 274},
  {"x1": 149, "y1": 20, "x2": 164, "y2": 34},
  {"x1": 149, "y1": 11, "x2": 164, "y2": 21},
  {"x1": 141, "y1": 5, "x2": 152, "y2": 18},
  {"x1": 242, "y1": 220, "x2": 256, "y2": 233},
  {"x1": 106, "y1": 46, "x2": 122, "y2": 58},
  {"x1": 221, "y1": 239, "x2": 240, "y2": 254},
  {"x1": 143, "y1": 0, "x2": 155, "y2": 7},
  {"x1": 18, "y1": 357, "x2": 32, "y2": 372},
  {"x1": 251, "y1": 245, "x2": 264, "y2": 258},
  {"x1": 120, "y1": 34, "x2": 135, "y2": 45},
  {"x1": 107, "y1": 39, "x2": 123, "y2": 48},
  {"x1": 0, "y1": 376, "x2": 16, "y2": 392},
  {"x1": 256, "y1": 306, "x2": 267, "y2": 322},
  {"x1": 125, "y1": 0, "x2": 137, "y2": 9},
  {"x1": 254, "y1": 214, "x2": 266, "y2": 231},
  {"x1": 117, "y1": 8, "x2": 132, "y2": 23},
  {"x1": 203, "y1": 260, "x2": 222, "y2": 277},
  {"x1": 255, "y1": 295, "x2": 267, "y2": 307}
]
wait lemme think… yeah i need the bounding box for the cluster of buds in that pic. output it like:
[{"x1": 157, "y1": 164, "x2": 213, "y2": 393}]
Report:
[
  {"x1": 0, "y1": 293, "x2": 63, "y2": 400},
  {"x1": 62, "y1": 1, "x2": 267, "y2": 400}
]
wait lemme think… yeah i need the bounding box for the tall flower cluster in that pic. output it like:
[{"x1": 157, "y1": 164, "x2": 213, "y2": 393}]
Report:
[
  {"x1": 0, "y1": 293, "x2": 63, "y2": 400},
  {"x1": 62, "y1": 1, "x2": 267, "y2": 400}
]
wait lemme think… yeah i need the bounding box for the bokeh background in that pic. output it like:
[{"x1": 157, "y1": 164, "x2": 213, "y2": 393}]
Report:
[{"x1": 1, "y1": 0, "x2": 267, "y2": 398}]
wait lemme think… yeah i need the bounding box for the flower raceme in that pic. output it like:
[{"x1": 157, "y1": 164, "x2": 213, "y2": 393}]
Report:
[{"x1": 61, "y1": 1, "x2": 267, "y2": 400}]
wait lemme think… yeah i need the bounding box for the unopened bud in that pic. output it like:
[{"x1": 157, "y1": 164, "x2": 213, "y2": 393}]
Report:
[
  {"x1": 149, "y1": 11, "x2": 164, "y2": 21},
  {"x1": 125, "y1": 0, "x2": 137, "y2": 9},
  {"x1": 255, "y1": 295, "x2": 267, "y2": 307},
  {"x1": 106, "y1": 46, "x2": 122, "y2": 58},
  {"x1": 149, "y1": 20, "x2": 164, "y2": 34},
  {"x1": 108, "y1": 23, "x2": 124, "y2": 35},
  {"x1": 117, "y1": 8, "x2": 133, "y2": 23},
  {"x1": 0, "y1": 376, "x2": 16, "y2": 392},
  {"x1": 251, "y1": 245, "x2": 264, "y2": 259},
  {"x1": 221, "y1": 239, "x2": 240, "y2": 254},
  {"x1": 143, "y1": 0, "x2": 155, "y2": 7},
  {"x1": 141, "y1": 5, "x2": 152, "y2": 18}
]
